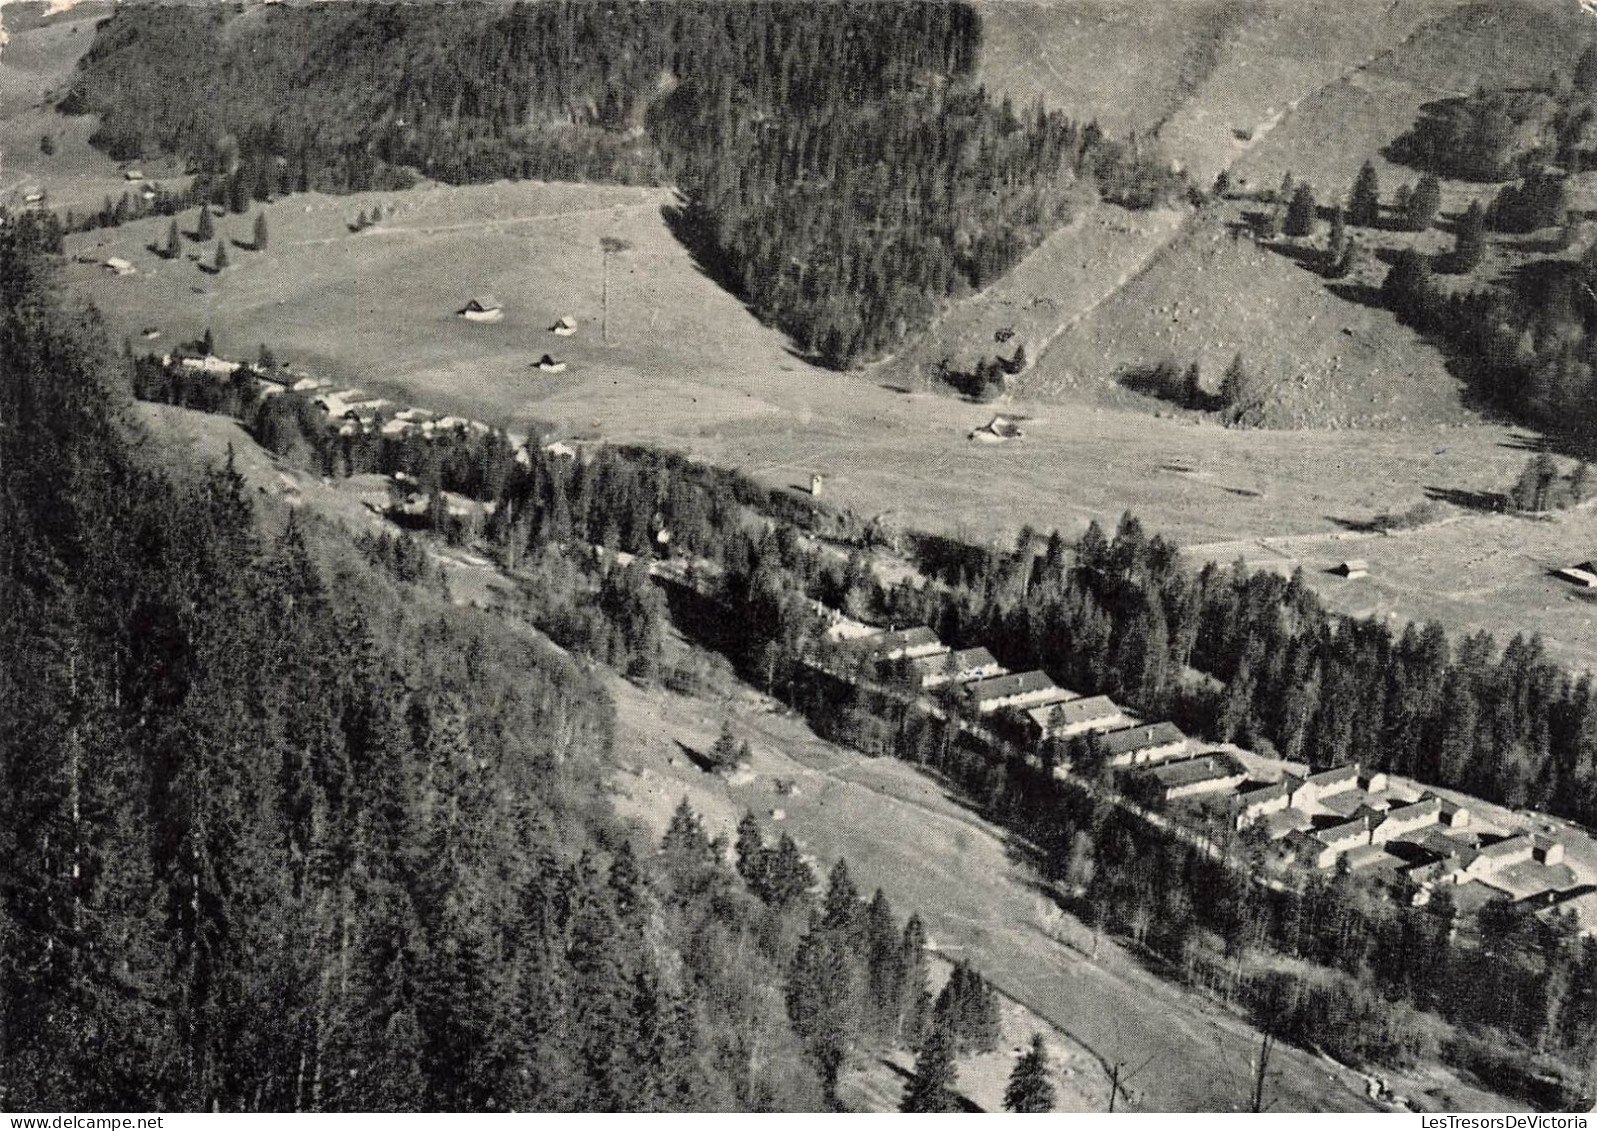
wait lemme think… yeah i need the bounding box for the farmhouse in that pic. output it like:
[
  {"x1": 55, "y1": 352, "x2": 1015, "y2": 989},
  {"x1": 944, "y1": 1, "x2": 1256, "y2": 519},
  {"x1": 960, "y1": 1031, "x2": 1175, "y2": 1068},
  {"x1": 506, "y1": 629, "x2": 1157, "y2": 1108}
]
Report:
[
  {"x1": 964, "y1": 670, "x2": 1069, "y2": 714},
  {"x1": 1147, "y1": 752, "x2": 1249, "y2": 802},
  {"x1": 1026, "y1": 694, "x2": 1130, "y2": 741},
  {"x1": 908, "y1": 646, "x2": 1002, "y2": 688},
  {"x1": 458, "y1": 295, "x2": 504, "y2": 322},
  {"x1": 104, "y1": 256, "x2": 136, "y2": 276},
  {"x1": 1098, "y1": 721, "x2": 1187, "y2": 767}
]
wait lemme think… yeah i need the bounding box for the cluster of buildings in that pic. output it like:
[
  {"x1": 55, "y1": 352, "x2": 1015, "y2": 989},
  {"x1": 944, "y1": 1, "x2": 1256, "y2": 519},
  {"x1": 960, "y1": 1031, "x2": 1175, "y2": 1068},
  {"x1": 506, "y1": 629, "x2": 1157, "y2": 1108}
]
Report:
[{"x1": 821, "y1": 619, "x2": 1224, "y2": 782}]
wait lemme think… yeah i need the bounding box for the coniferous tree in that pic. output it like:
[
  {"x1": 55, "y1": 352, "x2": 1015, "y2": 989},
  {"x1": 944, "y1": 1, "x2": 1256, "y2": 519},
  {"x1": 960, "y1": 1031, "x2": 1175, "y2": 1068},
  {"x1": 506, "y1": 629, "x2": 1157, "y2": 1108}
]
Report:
[
  {"x1": 196, "y1": 205, "x2": 214, "y2": 241},
  {"x1": 254, "y1": 211, "x2": 269, "y2": 251},
  {"x1": 900, "y1": 1021, "x2": 960, "y2": 1113},
  {"x1": 1284, "y1": 183, "x2": 1317, "y2": 238},
  {"x1": 1350, "y1": 160, "x2": 1381, "y2": 227},
  {"x1": 165, "y1": 218, "x2": 181, "y2": 258},
  {"x1": 1004, "y1": 1034, "x2": 1056, "y2": 1112},
  {"x1": 1451, "y1": 200, "x2": 1486, "y2": 273},
  {"x1": 1405, "y1": 174, "x2": 1442, "y2": 232},
  {"x1": 1577, "y1": 43, "x2": 1597, "y2": 95}
]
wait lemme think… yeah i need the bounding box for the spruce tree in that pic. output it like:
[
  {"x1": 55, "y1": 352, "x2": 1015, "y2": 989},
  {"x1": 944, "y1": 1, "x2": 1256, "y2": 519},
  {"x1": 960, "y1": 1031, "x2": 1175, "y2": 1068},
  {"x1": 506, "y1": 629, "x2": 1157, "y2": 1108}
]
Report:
[
  {"x1": 1004, "y1": 1034, "x2": 1056, "y2": 1112},
  {"x1": 1284, "y1": 183, "x2": 1317, "y2": 238},
  {"x1": 214, "y1": 240, "x2": 229, "y2": 271},
  {"x1": 165, "y1": 218, "x2": 180, "y2": 258},
  {"x1": 196, "y1": 205, "x2": 214, "y2": 241},
  {"x1": 1577, "y1": 43, "x2": 1597, "y2": 95},
  {"x1": 1451, "y1": 200, "x2": 1485, "y2": 273},
  {"x1": 900, "y1": 1022, "x2": 960, "y2": 1113},
  {"x1": 254, "y1": 211, "x2": 269, "y2": 251},
  {"x1": 821, "y1": 858, "x2": 862, "y2": 934},
  {"x1": 760, "y1": 834, "x2": 814, "y2": 908},
  {"x1": 1350, "y1": 160, "x2": 1381, "y2": 227},
  {"x1": 1405, "y1": 174, "x2": 1442, "y2": 232},
  {"x1": 735, "y1": 811, "x2": 767, "y2": 888}
]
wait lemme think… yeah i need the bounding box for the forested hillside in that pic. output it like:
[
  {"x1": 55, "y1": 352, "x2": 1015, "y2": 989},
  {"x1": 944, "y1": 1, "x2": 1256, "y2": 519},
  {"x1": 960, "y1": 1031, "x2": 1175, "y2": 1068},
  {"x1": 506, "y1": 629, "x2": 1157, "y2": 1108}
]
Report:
[
  {"x1": 0, "y1": 211, "x2": 833, "y2": 1112},
  {"x1": 61, "y1": 1, "x2": 1183, "y2": 366}
]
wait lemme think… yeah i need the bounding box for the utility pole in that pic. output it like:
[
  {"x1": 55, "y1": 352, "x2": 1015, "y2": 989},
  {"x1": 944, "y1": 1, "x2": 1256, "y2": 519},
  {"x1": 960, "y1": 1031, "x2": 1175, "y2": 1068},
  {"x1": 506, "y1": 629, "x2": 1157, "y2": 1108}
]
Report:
[{"x1": 1106, "y1": 1054, "x2": 1154, "y2": 1112}]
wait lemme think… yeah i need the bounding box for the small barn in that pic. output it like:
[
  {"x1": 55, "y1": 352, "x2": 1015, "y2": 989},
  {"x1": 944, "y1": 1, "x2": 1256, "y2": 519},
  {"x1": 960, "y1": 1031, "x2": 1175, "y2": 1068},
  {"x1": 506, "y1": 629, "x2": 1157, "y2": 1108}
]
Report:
[
  {"x1": 458, "y1": 296, "x2": 504, "y2": 322},
  {"x1": 534, "y1": 354, "x2": 568, "y2": 373},
  {"x1": 970, "y1": 415, "x2": 1025, "y2": 443},
  {"x1": 550, "y1": 316, "x2": 578, "y2": 336},
  {"x1": 123, "y1": 169, "x2": 145, "y2": 182},
  {"x1": 1336, "y1": 559, "x2": 1369, "y2": 579},
  {"x1": 104, "y1": 257, "x2": 136, "y2": 276}
]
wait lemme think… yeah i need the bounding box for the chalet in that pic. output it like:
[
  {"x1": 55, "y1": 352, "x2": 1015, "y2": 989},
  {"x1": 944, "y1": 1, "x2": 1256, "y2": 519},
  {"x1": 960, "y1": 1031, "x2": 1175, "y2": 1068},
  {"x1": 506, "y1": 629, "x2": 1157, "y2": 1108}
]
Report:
[
  {"x1": 535, "y1": 354, "x2": 568, "y2": 373},
  {"x1": 1148, "y1": 752, "x2": 1249, "y2": 802},
  {"x1": 1099, "y1": 721, "x2": 1187, "y2": 767},
  {"x1": 909, "y1": 646, "x2": 1001, "y2": 689},
  {"x1": 1026, "y1": 695, "x2": 1130, "y2": 741},
  {"x1": 104, "y1": 256, "x2": 136, "y2": 276},
  {"x1": 1336, "y1": 559, "x2": 1369, "y2": 579},
  {"x1": 964, "y1": 670, "x2": 1067, "y2": 714},
  {"x1": 123, "y1": 169, "x2": 144, "y2": 182},
  {"x1": 1557, "y1": 567, "x2": 1597, "y2": 588},
  {"x1": 551, "y1": 316, "x2": 578, "y2": 336},
  {"x1": 1234, "y1": 781, "x2": 1291, "y2": 828},
  {"x1": 1370, "y1": 796, "x2": 1443, "y2": 844},
  {"x1": 458, "y1": 295, "x2": 504, "y2": 322}
]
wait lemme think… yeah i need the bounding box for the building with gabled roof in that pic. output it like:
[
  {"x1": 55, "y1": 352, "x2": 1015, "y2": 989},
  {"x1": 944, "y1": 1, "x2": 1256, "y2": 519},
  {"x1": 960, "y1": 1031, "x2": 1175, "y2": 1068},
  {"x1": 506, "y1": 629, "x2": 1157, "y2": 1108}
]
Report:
[
  {"x1": 908, "y1": 646, "x2": 1002, "y2": 688},
  {"x1": 965, "y1": 670, "x2": 1066, "y2": 715},
  {"x1": 1099, "y1": 722, "x2": 1187, "y2": 767},
  {"x1": 1026, "y1": 694, "x2": 1129, "y2": 740},
  {"x1": 1147, "y1": 752, "x2": 1249, "y2": 801},
  {"x1": 838, "y1": 626, "x2": 947, "y2": 667},
  {"x1": 1235, "y1": 781, "x2": 1291, "y2": 828}
]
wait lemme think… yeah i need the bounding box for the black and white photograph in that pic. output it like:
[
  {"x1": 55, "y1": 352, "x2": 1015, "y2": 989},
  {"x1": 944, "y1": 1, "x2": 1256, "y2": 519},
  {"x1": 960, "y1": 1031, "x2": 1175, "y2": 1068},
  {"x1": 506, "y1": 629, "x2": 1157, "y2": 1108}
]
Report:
[{"x1": 6, "y1": 0, "x2": 1597, "y2": 1117}]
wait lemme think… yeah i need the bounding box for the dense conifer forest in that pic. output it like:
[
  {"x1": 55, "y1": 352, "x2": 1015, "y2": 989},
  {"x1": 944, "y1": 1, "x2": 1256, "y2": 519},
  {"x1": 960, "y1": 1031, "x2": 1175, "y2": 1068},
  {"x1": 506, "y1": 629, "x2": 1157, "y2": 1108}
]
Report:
[
  {"x1": 8, "y1": 211, "x2": 1041, "y2": 1111},
  {"x1": 62, "y1": 1, "x2": 1183, "y2": 366}
]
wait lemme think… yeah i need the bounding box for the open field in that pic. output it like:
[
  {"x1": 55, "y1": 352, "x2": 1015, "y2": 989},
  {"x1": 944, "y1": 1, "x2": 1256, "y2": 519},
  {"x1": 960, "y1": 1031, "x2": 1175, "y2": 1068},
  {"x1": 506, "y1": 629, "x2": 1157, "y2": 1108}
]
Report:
[{"x1": 66, "y1": 179, "x2": 1597, "y2": 676}]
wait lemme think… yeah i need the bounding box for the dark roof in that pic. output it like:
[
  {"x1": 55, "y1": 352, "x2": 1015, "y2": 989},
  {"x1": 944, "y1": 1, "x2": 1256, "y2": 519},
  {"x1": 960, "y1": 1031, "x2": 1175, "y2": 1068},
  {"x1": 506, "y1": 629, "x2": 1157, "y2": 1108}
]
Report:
[
  {"x1": 966, "y1": 670, "x2": 1056, "y2": 701},
  {"x1": 842, "y1": 626, "x2": 941, "y2": 655},
  {"x1": 1149, "y1": 752, "x2": 1247, "y2": 789},
  {"x1": 1098, "y1": 721, "x2": 1185, "y2": 756},
  {"x1": 462, "y1": 295, "x2": 502, "y2": 312},
  {"x1": 1237, "y1": 781, "x2": 1290, "y2": 808},
  {"x1": 1304, "y1": 764, "x2": 1360, "y2": 788},
  {"x1": 910, "y1": 646, "x2": 996, "y2": 673},
  {"x1": 1036, "y1": 695, "x2": 1121, "y2": 726}
]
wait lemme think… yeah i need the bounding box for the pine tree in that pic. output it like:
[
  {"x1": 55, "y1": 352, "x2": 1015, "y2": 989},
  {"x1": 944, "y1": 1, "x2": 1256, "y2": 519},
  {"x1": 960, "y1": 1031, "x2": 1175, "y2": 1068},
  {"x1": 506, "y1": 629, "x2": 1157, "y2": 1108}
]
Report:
[
  {"x1": 759, "y1": 834, "x2": 814, "y2": 908},
  {"x1": 1182, "y1": 362, "x2": 1202, "y2": 409},
  {"x1": 821, "y1": 858, "x2": 862, "y2": 935},
  {"x1": 1451, "y1": 200, "x2": 1485, "y2": 273},
  {"x1": 196, "y1": 205, "x2": 214, "y2": 241},
  {"x1": 1284, "y1": 183, "x2": 1317, "y2": 238},
  {"x1": 1218, "y1": 353, "x2": 1265, "y2": 427},
  {"x1": 735, "y1": 811, "x2": 767, "y2": 889},
  {"x1": 1405, "y1": 174, "x2": 1442, "y2": 232},
  {"x1": 709, "y1": 720, "x2": 741, "y2": 769},
  {"x1": 254, "y1": 211, "x2": 269, "y2": 251},
  {"x1": 214, "y1": 240, "x2": 229, "y2": 271},
  {"x1": 899, "y1": 914, "x2": 931, "y2": 1048},
  {"x1": 1004, "y1": 1034, "x2": 1056, "y2": 1112},
  {"x1": 165, "y1": 219, "x2": 180, "y2": 258},
  {"x1": 1324, "y1": 205, "x2": 1347, "y2": 274},
  {"x1": 900, "y1": 1021, "x2": 960, "y2": 1113}
]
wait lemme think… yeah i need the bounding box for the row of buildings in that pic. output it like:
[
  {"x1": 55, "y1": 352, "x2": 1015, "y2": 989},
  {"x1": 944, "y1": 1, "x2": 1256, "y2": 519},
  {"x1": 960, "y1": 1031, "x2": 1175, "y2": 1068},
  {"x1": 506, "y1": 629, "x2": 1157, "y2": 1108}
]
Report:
[{"x1": 822, "y1": 620, "x2": 1201, "y2": 773}]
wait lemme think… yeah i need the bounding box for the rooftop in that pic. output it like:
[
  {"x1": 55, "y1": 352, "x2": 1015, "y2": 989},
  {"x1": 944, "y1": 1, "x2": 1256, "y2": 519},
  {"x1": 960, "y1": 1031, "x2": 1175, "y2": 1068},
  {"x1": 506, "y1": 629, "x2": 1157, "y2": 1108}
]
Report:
[
  {"x1": 1149, "y1": 752, "x2": 1248, "y2": 789},
  {"x1": 1098, "y1": 721, "x2": 1185, "y2": 756},
  {"x1": 966, "y1": 669, "x2": 1057, "y2": 701}
]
